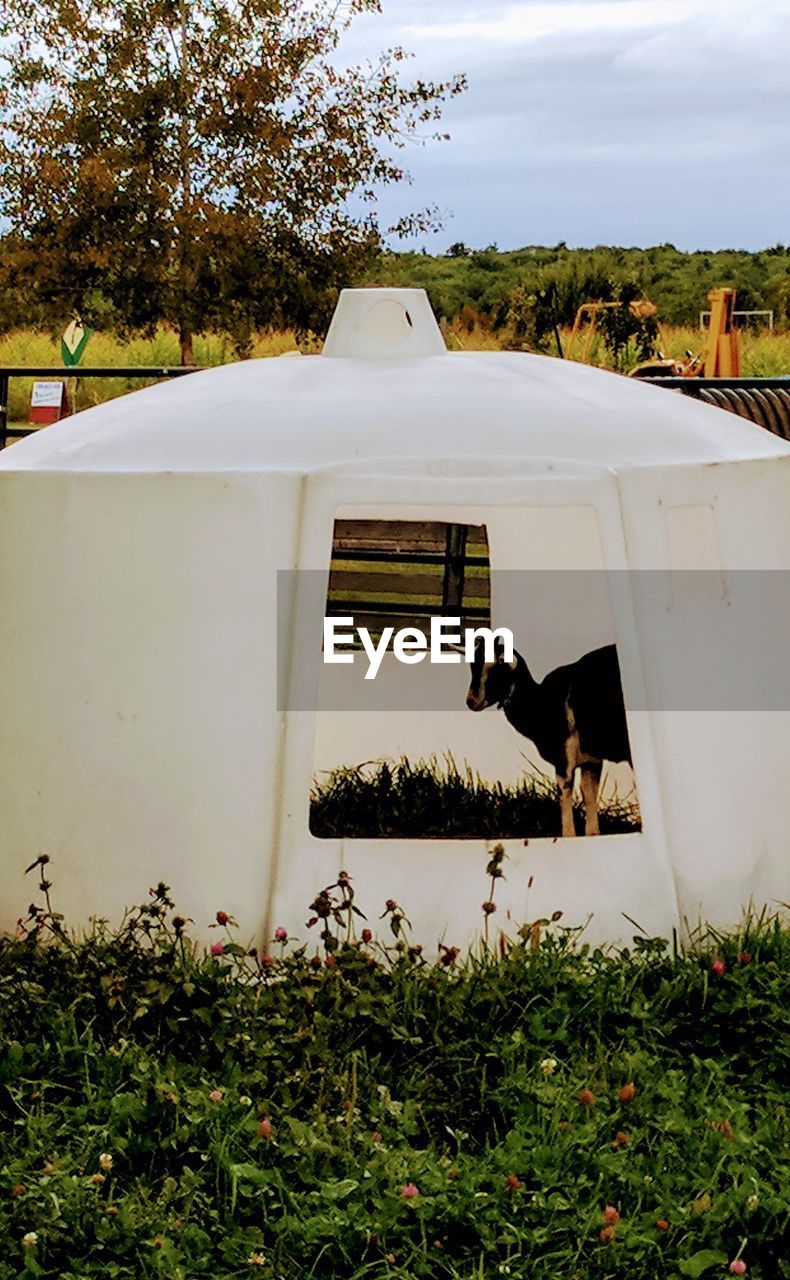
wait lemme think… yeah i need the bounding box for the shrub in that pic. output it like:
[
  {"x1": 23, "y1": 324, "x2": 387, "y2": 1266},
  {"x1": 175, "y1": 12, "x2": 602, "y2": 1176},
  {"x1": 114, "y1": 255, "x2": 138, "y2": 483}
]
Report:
[{"x1": 0, "y1": 860, "x2": 786, "y2": 1278}]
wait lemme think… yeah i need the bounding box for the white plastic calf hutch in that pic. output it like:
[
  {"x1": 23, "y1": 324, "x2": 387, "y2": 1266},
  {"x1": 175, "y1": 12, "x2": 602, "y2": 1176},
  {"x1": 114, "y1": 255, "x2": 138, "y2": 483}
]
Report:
[{"x1": 1, "y1": 287, "x2": 789, "y2": 952}]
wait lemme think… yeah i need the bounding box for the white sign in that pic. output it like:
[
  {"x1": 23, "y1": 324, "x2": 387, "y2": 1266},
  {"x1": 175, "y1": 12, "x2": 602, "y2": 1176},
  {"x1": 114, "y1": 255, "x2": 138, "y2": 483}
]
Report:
[{"x1": 31, "y1": 381, "x2": 65, "y2": 408}]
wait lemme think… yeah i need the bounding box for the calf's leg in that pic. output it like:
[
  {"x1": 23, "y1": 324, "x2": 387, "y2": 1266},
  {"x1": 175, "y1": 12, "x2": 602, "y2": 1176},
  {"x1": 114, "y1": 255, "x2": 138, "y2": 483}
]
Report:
[
  {"x1": 557, "y1": 772, "x2": 576, "y2": 837},
  {"x1": 580, "y1": 761, "x2": 603, "y2": 836}
]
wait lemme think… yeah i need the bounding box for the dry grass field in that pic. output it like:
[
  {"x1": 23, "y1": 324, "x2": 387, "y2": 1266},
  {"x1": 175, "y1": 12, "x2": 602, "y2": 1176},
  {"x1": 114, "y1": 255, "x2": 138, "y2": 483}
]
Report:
[
  {"x1": 446, "y1": 320, "x2": 790, "y2": 376},
  {"x1": 0, "y1": 328, "x2": 308, "y2": 425},
  {"x1": 2, "y1": 322, "x2": 789, "y2": 426}
]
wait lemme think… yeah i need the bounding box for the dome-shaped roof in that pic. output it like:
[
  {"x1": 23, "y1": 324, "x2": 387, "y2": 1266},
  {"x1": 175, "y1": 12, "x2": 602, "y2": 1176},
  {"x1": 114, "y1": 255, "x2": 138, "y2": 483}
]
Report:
[{"x1": 3, "y1": 289, "x2": 788, "y2": 475}]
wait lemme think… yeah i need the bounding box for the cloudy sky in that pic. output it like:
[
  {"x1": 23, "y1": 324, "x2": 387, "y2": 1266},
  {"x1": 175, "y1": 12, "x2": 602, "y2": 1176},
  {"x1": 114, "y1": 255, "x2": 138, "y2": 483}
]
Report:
[{"x1": 341, "y1": 0, "x2": 790, "y2": 252}]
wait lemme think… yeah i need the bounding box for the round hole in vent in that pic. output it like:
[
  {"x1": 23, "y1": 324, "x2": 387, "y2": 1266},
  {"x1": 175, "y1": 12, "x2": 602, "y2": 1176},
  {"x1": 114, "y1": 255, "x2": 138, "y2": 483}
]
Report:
[{"x1": 366, "y1": 299, "x2": 413, "y2": 349}]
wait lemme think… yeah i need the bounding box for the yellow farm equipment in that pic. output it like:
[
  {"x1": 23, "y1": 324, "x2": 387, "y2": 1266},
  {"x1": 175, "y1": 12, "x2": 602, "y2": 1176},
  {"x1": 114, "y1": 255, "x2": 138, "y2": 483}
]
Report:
[
  {"x1": 630, "y1": 287, "x2": 741, "y2": 380},
  {"x1": 565, "y1": 298, "x2": 658, "y2": 364},
  {"x1": 566, "y1": 287, "x2": 742, "y2": 381},
  {"x1": 702, "y1": 287, "x2": 741, "y2": 378}
]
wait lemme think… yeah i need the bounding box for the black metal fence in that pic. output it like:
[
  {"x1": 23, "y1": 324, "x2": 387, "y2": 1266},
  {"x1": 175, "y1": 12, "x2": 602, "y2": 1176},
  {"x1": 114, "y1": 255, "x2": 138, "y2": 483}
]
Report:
[{"x1": 0, "y1": 366, "x2": 203, "y2": 449}]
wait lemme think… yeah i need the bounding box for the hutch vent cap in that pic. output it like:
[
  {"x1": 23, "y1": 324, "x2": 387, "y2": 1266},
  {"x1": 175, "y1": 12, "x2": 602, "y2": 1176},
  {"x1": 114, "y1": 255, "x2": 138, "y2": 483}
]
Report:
[{"x1": 322, "y1": 287, "x2": 446, "y2": 359}]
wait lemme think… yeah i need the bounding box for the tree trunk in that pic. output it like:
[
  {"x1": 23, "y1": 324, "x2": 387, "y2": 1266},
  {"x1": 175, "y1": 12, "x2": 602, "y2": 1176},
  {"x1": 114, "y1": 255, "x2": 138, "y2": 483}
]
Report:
[
  {"x1": 179, "y1": 326, "x2": 194, "y2": 366},
  {"x1": 177, "y1": 0, "x2": 194, "y2": 370}
]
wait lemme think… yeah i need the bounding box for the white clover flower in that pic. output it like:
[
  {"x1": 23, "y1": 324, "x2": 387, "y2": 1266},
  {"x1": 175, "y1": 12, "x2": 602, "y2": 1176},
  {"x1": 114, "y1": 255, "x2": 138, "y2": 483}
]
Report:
[
  {"x1": 22, "y1": 1232, "x2": 38, "y2": 1249},
  {"x1": 99, "y1": 1153, "x2": 113, "y2": 1171},
  {"x1": 247, "y1": 1252, "x2": 265, "y2": 1266},
  {"x1": 540, "y1": 1057, "x2": 558, "y2": 1075},
  {"x1": 643, "y1": 1175, "x2": 654, "y2": 1185}
]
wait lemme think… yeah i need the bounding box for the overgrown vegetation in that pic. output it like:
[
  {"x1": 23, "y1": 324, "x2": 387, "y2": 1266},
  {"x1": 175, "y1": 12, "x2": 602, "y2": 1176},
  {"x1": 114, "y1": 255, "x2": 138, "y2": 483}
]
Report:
[
  {"x1": 0, "y1": 327, "x2": 312, "y2": 423},
  {"x1": 0, "y1": 859, "x2": 786, "y2": 1278},
  {"x1": 2, "y1": 242, "x2": 789, "y2": 368},
  {"x1": 310, "y1": 756, "x2": 641, "y2": 839},
  {"x1": 364, "y1": 242, "x2": 790, "y2": 333},
  {"x1": 2, "y1": 241, "x2": 790, "y2": 428}
]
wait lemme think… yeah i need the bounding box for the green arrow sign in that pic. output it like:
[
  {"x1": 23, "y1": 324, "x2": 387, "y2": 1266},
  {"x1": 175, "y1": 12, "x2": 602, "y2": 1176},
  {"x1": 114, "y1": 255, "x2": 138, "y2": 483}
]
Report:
[{"x1": 61, "y1": 318, "x2": 93, "y2": 367}]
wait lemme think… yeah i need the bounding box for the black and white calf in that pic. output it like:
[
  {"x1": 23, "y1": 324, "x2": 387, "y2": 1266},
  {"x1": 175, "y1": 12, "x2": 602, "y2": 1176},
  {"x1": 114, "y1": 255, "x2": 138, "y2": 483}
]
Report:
[{"x1": 465, "y1": 637, "x2": 632, "y2": 837}]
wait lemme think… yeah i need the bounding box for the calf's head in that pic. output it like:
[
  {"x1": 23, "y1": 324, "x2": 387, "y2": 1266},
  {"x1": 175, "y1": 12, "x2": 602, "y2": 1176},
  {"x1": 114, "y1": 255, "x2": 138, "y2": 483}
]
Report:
[{"x1": 466, "y1": 636, "x2": 517, "y2": 711}]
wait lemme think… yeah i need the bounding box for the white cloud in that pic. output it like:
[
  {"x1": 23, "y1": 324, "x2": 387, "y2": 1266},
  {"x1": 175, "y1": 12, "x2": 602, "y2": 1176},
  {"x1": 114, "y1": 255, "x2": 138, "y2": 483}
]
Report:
[
  {"x1": 400, "y1": 2, "x2": 690, "y2": 44},
  {"x1": 616, "y1": 6, "x2": 790, "y2": 80},
  {"x1": 339, "y1": 0, "x2": 790, "y2": 251}
]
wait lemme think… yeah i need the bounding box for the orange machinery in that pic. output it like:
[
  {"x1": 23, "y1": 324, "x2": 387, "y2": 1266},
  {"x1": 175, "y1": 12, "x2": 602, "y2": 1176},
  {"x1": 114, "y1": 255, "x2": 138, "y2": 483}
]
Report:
[
  {"x1": 629, "y1": 287, "x2": 741, "y2": 380},
  {"x1": 566, "y1": 287, "x2": 741, "y2": 379},
  {"x1": 703, "y1": 287, "x2": 741, "y2": 377}
]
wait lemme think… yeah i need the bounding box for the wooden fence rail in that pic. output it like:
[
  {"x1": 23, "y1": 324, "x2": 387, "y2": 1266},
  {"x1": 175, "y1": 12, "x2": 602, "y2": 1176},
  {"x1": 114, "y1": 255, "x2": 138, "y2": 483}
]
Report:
[{"x1": 327, "y1": 520, "x2": 491, "y2": 639}]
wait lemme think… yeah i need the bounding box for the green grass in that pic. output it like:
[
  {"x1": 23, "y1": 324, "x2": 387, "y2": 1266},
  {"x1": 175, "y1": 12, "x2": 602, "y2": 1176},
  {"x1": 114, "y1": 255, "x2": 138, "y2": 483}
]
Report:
[
  {"x1": 0, "y1": 869, "x2": 786, "y2": 1279},
  {"x1": 0, "y1": 327, "x2": 307, "y2": 423},
  {"x1": 310, "y1": 756, "x2": 641, "y2": 839},
  {"x1": 566, "y1": 324, "x2": 790, "y2": 378}
]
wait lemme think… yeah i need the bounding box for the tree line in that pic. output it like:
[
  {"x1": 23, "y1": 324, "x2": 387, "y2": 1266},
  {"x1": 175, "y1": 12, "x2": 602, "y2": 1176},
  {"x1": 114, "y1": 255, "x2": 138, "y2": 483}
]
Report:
[
  {"x1": 365, "y1": 242, "x2": 790, "y2": 337},
  {"x1": 4, "y1": 237, "x2": 789, "y2": 349}
]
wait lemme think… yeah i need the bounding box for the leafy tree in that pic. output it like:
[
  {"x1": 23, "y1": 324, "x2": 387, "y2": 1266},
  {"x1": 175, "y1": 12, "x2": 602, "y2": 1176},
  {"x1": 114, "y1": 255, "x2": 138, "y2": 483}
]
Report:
[
  {"x1": 599, "y1": 281, "x2": 660, "y2": 370},
  {"x1": 765, "y1": 269, "x2": 790, "y2": 326},
  {"x1": 0, "y1": 0, "x2": 465, "y2": 361},
  {"x1": 494, "y1": 284, "x2": 559, "y2": 354}
]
